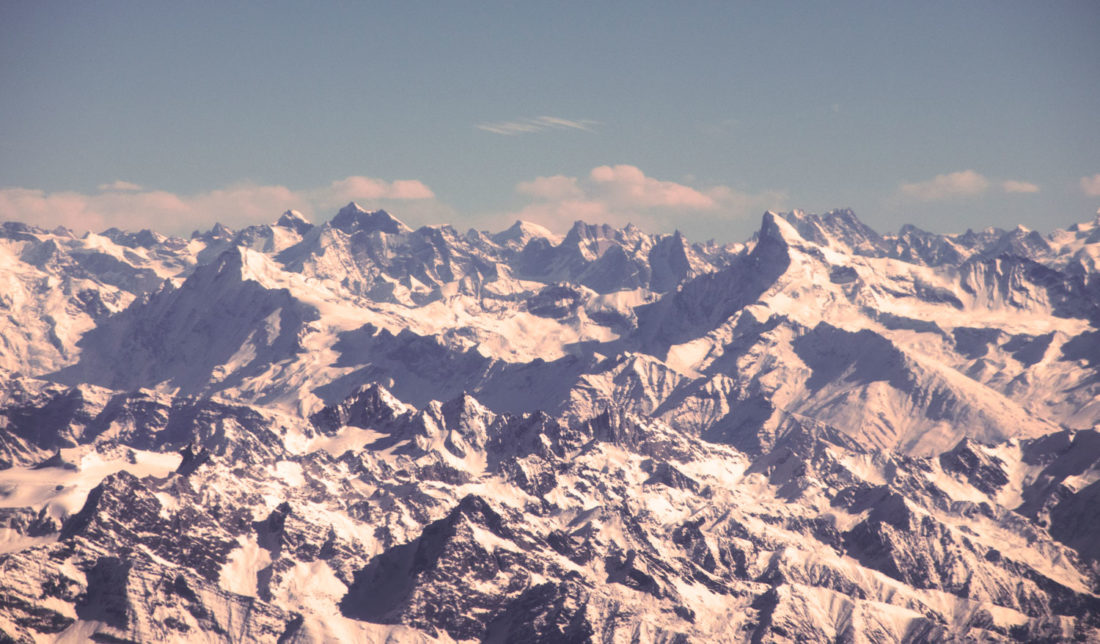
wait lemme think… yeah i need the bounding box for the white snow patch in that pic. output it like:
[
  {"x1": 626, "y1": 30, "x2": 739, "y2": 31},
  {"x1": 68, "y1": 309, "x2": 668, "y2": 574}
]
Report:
[{"x1": 219, "y1": 535, "x2": 271, "y2": 597}]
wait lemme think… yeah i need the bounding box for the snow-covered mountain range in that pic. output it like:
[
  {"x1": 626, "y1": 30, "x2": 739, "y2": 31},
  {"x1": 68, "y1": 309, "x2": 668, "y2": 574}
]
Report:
[{"x1": 1, "y1": 204, "x2": 1098, "y2": 642}]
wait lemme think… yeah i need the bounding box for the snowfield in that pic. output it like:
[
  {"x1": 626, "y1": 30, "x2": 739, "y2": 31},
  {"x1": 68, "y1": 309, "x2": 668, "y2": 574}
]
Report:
[{"x1": 0, "y1": 205, "x2": 1098, "y2": 642}]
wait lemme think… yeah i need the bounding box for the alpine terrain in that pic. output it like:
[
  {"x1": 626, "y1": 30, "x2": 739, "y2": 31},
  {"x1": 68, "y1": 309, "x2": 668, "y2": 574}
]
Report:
[{"x1": 1, "y1": 203, "x2": 1100, "y2": 642}]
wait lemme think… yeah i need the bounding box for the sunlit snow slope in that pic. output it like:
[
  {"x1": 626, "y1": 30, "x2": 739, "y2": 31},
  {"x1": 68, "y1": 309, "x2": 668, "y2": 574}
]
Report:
[{"x1": 1, "y1": 205, "x2": 1098, "y2": 642}]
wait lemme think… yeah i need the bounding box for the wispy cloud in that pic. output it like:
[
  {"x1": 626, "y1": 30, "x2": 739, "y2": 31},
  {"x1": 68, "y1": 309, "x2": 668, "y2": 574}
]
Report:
[
  {"x1": 0, "y1": 176, "x2": 437, "y2": 236},
  {"x1": 503, "y1": 164, "x2": 786, "y2": 233},
  {"x1": 516, "y1": 175, "x2": 585, "y2": 201},
  {"x1": 1081, "y1": 174, "x2": 1100, "y2": 197},
  {"x1": 476, "y1": 116, "x2": 597, "y2": 135},
  {"x1": 305, "y1": 176, "x2": 434, "y2": 208},
  {"x1": 1001, "y1": 180, "x2": 1040, "y2": 194},
  {"x1": 898, "y1": 170, "x2": 1042, "y2": 201},
  {"x1": 899, "y1": 170, "x2": 990, "y2": 201},
  {"x1": 97, "y1": 180, "x2": 143, "y2": 192},
  {"x1": 589, "y1": 164, "x2": 717, "y2": 210}
]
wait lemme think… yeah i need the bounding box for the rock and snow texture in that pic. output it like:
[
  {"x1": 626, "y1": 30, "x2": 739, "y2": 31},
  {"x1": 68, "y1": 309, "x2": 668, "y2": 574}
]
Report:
[{"x1": 0, "y1": 204, "x2": 1099, "y2": 642}]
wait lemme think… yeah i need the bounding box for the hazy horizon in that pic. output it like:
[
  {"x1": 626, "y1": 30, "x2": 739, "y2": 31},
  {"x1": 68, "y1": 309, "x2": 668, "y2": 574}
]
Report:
[{"x1": 2, "y1": 1, "x2": 1098, "y2": 242}]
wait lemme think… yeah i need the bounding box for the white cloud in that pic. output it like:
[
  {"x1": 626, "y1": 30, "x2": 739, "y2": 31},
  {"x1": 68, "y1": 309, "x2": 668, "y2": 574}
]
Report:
[
  {"x1": 516, "y1": 175, "x2": 584, "y2": 201},
  {"x1": 502, "y1": 164, "x2": 786, "y2": 233},
  {"x1": 97, "y1": 180, "x2": 143, "y2": 192},
  {"x1": 899, "y1": 171, "x2": 1042, "y2": 200},
  {"x1": 306, "y1": 176, "x2": 434, "y2": 209},
  {"x1": 1001, "y1": 180, "x2": 1040, "y2": 194},
  {"x1": 588, "y1": 164, "x2": 717, "y2": 210},
  {"x1": 1081, "y1": 174, "x2": 1100, "y2": 197},
  {"x1": 0, "y1": 176, "x2": 437, "y2": 236},
  {"x1": 898, "y1": 170, "x2": 990, "y2": 201},
  {"x1": 476, "y1": 116, "x2": 597, "y2": 135}
]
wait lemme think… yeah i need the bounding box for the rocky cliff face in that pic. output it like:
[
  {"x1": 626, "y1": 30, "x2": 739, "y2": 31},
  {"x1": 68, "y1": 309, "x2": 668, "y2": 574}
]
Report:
[{"x1": 1, "y1": 206, "x2": 1098, "y2": 642}]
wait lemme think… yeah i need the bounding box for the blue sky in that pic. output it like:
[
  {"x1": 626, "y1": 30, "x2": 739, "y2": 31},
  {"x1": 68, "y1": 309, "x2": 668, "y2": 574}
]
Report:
[{"x1": 1, "y1": 1, "x2": 1098, "y2": 242}]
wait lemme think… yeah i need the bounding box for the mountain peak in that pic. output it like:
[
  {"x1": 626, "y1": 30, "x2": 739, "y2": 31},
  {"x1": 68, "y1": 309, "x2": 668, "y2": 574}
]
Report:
[
  {"x1": 759, "y1": 211, "x2": 801, "y2": 246},
  {"x1": 772, "y1": 208, "x2": 885, "y2": 255},
  {"x1": 491, "y1": 220, "x2": 560, "y2": 247},
  {"x1": 339, "y1": 201, "x2": 367, "y2": 215},
  {"x1": 563, "y1": 220, "x2": 617, "y2": 245},
  {"x1": 329, "y1": 203, "x2": 411, "y2": 235},
  {"x1": 509, "y1": 219, "x2": 553, "y2": 237},
  {"x1": 3, "y1": 205, "x2": 1100, "y2": 642},
  {"x1": 275, "y1": 210, "x2": 313, "y2": 234},
  {"x1": 190, "y1": 221, "x2": 235, "y2": 241}
]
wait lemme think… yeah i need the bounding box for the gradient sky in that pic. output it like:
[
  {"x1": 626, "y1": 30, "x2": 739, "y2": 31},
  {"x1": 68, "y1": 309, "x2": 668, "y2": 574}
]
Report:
[{"x1": 2, "y1": 1, "x2": 1099, "y2": 242}]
